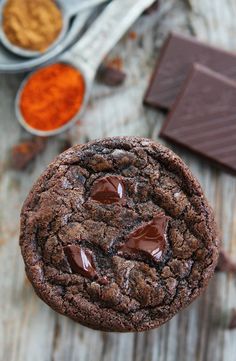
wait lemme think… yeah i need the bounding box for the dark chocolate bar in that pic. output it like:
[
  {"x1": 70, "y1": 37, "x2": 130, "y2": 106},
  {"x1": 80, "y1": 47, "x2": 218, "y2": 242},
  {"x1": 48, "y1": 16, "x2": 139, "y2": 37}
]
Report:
[
  {"x1": 160, "y1": 64, "x2": 236, "y2": 174},
  {"x1": 144, "y1": 32, "x2": 236, "y2": 110}
]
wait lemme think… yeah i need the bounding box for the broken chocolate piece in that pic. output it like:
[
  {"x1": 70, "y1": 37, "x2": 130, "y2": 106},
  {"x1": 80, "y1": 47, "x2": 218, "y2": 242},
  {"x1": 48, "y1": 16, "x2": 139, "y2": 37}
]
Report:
[
  {"x1": 10, "y1": 137, "x2": 47, "y2": 170},
  {"x1": 90, "y1": 176, "x2": 125, "y2": 204},
  {"x1": 216, "y1": 249, "x2": 236, "y2": 273},
  {"x1": 64, "y1": 245, "x2": 97, "y2": 279},
  {"x1": 144, "y1": 32, "x2": 236, "y2": 110},
  {"x1": 160, "y1": 64, "x2": 236, "y2": 174},
  {"x1": 97, "y1": 65, "x2": 126, "y2": 86},
  {"x1": 121, "y1": 214, "x2": 168, "y2": 261}
]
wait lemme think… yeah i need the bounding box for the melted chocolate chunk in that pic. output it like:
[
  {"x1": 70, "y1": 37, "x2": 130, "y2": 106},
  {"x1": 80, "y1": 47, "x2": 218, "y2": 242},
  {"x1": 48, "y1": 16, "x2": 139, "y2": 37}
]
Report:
[
  {"x1": 90, "y1": 176, "x2": 125, "y2": 204},
  {"x1": 121, "y1": 214, "x2": 169, "y2": 261},
  {"x1": 64, "y1": 245, "x2": 97, "y2": 279}
]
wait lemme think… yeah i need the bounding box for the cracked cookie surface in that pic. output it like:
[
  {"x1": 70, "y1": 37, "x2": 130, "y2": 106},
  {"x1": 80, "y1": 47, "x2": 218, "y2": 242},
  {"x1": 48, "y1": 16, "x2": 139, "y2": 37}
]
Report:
[{"x1": 20, "y1": 136, "x2": 219, "y2": 332}]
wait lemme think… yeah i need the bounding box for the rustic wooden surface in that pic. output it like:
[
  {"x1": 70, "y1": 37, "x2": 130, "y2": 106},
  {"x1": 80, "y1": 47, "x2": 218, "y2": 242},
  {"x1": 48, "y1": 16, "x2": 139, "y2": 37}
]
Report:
[{"x1": 1, "y1": 1, "x2": 236, "y2": 360}]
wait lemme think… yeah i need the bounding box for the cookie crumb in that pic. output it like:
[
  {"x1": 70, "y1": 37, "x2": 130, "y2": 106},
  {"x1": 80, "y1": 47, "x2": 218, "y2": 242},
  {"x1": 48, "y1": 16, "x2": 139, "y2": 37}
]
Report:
[
  {"x1": 97, "y1": 65, "x2": 126, "y2": 87},
  {"x1": 228, "y1": 309, "x2": 236, "y2": 329},
  {"x1": 216, "y1": 249, "x2": 236, "y2": 273},
  {"x1": 10, "y1": 137, "x2": 47, "y2": 170}
]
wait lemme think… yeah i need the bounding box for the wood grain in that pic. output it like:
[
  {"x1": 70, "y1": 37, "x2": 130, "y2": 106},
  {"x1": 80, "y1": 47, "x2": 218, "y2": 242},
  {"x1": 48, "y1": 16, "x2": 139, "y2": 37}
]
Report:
[{"x1": 0, "y1": 1, "x2": 236, "y2": 360}]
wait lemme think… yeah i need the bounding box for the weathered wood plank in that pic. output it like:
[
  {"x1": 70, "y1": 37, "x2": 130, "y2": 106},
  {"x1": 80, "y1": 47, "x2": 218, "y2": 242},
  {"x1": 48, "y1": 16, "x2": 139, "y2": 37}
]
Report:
[{"x1": 0, "y1": 0, "x2": 236, "y2": 360}]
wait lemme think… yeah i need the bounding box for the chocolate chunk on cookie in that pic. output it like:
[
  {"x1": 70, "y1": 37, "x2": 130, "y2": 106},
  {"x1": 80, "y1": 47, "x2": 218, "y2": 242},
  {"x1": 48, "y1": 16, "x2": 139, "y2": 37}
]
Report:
[{"x1": 20, "y1": 136, "x2": 219, "y2": 332}]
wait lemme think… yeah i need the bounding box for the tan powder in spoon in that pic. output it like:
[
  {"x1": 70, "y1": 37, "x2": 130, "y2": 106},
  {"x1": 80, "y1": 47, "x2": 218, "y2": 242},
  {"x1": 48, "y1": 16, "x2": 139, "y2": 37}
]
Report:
[{"x1": 3, "y1": 0, "x2": 63, "y2": 52}]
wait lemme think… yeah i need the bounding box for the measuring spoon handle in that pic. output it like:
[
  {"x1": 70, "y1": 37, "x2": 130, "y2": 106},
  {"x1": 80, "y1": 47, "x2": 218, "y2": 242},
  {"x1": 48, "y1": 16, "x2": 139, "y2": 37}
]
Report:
[{"x1": 68, "y1": 0, "x2": 156, "y2": 74}]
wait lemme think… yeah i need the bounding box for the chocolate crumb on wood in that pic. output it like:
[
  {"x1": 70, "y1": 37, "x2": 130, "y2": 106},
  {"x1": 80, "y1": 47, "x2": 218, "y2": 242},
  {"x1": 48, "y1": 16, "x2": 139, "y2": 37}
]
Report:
[
  {"x1": 216, "y1": 249, "x2": 236, "y2": 273},
  {"x1": 10, "y1": 137, "x2": 47, "y2": 170},
  {"x1": 228, "y1": 309, "x2": 236, "y2": 329},
  {"x1": 97, "y1": 65, "x2": 126, "y2": 87}
]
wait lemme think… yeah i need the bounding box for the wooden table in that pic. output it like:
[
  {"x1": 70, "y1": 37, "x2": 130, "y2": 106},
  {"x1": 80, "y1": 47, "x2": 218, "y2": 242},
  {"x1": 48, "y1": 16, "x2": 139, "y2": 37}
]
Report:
[{"x1": 0, "y1": 1, "x2": 236, "y2": 360}]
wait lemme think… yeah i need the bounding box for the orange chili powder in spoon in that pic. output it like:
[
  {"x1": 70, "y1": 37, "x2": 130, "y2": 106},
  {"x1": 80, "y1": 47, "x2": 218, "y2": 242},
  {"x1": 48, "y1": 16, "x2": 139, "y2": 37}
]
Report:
[{"x1": 20, "y1": 63, "x2": 85, "y2": 131}]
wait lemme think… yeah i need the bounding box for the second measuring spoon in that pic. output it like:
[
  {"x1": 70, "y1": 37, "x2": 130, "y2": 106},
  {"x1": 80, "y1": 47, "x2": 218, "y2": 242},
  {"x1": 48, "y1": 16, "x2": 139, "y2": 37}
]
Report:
[
  {"x1": 0, "y1": 0, "x2": 109, "y2": 58},
  {"x1": 16, "y1": 0, "x2": 156, "y2": 136}
]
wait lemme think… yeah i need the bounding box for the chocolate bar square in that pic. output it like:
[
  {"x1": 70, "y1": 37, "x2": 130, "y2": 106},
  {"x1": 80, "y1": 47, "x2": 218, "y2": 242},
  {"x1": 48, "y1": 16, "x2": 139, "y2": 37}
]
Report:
[
  {"x1": 160, "y1": 64, "x2": 236, "y2": 174},
  {"x1": 144, "y1": 32, "x2": 236, "y2": 110}
]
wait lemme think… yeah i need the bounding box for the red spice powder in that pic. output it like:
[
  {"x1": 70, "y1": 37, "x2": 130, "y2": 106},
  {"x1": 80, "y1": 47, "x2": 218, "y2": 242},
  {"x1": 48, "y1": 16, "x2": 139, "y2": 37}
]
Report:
[
  {"x1": 106, "y1": 57, "x2": 123, "y2": 70},
  {"x1": 128, "y1": 31, "x2": 137, "y2": 40},
  {"x1": 20, "y1": 63, "x2": 85, "y2": 131}
]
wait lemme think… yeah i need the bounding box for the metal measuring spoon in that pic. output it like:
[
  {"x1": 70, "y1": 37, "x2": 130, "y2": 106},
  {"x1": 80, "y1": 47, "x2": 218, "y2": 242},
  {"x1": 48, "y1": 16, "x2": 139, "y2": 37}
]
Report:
[
  {"x1": 0, "y1": 0, "x2": 109, "y2": 58},
  {"x1": 0, "y1": 6, "x2": 104, "y2": 73},
  {"x1": 16, "y1": 0, "x2": 156, "y2": 137}
]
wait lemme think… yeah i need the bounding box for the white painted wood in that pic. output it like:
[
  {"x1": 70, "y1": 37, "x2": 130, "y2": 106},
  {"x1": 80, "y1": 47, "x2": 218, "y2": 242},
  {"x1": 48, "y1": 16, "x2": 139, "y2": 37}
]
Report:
[{"x1": 0, "y1": 0, "x2": 236, "y2": 360}]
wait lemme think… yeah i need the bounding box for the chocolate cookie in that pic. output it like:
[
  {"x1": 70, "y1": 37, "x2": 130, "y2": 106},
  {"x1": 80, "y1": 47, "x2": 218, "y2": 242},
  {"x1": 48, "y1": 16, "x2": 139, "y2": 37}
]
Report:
[{"x1": 20, "y1": 137, "x2": 219, "y2": 332}]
